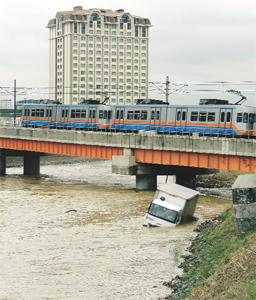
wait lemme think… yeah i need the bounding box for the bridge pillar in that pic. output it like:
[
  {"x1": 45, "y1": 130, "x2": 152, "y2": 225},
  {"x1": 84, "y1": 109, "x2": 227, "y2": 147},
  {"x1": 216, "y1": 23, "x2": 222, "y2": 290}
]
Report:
[
  {"x1": 24, "y1": 153, "x2": 40, "y2": 176},
  {"x1": 176, "y1": 174, "x2": 196, "y2": 189},
  {"x1": 136, "y1": 174, "x2": 157, "y2": 191},
  {"x1": 0, "y1": 150, "x2": 6, "y2": 176},
  {"x1": 232, "y1": 173, "x2": 256, "y2": 237}
]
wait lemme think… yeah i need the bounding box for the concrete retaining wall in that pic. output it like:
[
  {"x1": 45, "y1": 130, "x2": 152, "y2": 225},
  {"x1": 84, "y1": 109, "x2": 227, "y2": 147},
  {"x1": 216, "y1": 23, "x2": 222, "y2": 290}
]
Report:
[{"x1": 232, "y1": 173, "x2": 256, "y2": 236}]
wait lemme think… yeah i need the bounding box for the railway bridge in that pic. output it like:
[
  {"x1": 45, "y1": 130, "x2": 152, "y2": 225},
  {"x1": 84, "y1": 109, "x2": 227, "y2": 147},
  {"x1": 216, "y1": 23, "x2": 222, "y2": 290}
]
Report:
[{"x1": 0, "y1": 126, "x2": 255, "y2": 190}]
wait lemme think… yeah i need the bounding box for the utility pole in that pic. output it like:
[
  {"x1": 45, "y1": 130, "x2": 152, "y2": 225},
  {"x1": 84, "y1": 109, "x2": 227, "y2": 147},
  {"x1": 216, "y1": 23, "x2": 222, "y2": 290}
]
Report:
[
  {"x1": 165, "y1": 76, "x2": 170, "y2": 103},
  {"x1": 14, "y1": 80, "x2": 16, "y2": 126},
  {"x1": 149, "y1": 76, "x2": 170, "y2": 104}
]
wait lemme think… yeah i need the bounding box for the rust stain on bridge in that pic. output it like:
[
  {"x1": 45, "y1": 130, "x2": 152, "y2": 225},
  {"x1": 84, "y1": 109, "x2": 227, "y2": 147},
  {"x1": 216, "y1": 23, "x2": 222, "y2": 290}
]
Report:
[{"x1": 0, "y1": 137, "x2": 255, "y2": 173}]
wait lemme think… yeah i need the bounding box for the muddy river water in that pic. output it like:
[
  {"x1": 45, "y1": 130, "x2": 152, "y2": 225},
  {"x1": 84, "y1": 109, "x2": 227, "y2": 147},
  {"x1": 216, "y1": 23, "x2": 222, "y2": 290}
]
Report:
[{"x1": 0, "y1": 160, "x2": 233, "y2": 300}]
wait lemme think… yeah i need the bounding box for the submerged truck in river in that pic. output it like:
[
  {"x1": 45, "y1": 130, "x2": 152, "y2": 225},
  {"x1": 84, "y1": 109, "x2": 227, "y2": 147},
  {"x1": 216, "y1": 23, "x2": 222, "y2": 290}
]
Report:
[{"x1": 143, "y1": 182, "x2": 199, "y2": 227}]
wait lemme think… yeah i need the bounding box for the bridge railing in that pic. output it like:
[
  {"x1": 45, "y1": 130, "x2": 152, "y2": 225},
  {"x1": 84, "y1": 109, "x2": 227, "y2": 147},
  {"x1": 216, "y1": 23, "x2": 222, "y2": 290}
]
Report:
[{"x1": 0, "y1": 119, "x2": 21, "y2": 127}]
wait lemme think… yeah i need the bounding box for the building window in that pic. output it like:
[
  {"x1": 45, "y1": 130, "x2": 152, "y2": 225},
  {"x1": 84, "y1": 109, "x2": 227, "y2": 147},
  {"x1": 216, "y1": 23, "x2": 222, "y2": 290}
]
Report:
[
  {"x1": 120, "y1": 14, "x2": 131, "y2": 30},
  {"x1": 135, "y1": 26, "x2": 138, "y2": 37},
  {"x1": 90, "y1": 13, "x2": 101, "y2": 28},
  {"x1": 74, "y1": 22, "x2": 78, "y2": 33},
  {"x1": 81, "y1": 23, "x2": 85, "y2": 34}
]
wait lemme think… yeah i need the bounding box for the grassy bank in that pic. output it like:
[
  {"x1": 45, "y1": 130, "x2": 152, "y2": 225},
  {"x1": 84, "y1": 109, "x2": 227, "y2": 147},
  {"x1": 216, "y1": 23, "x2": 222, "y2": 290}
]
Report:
[{"x1": 164, "y1": 208, "x2": 256, "y2": 299}]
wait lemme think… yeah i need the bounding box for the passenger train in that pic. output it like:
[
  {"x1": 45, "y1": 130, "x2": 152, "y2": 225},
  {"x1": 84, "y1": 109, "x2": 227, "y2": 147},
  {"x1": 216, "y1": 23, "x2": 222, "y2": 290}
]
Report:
[{"x1": 21, "y1": 99, "x2": 256, "y2": 137}]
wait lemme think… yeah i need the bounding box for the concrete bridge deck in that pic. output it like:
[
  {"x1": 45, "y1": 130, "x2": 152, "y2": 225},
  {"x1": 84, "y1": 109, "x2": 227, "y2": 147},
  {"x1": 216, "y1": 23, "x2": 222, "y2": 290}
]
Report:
[{"x1": 0, "y1": 126, "x2": 255, "y2": 189}]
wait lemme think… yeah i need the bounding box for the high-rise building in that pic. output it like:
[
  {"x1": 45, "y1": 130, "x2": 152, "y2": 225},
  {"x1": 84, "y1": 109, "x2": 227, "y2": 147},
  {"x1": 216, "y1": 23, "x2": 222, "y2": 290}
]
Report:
[{"x1": 47, "y1": 6, "x2": 151, "y2": 105}]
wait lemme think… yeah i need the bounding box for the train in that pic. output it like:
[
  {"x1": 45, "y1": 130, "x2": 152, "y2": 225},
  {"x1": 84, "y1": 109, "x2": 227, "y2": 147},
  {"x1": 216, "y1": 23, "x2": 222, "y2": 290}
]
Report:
[{"x1": 21, "y1": 99, "x2": 256, "y2": 137}]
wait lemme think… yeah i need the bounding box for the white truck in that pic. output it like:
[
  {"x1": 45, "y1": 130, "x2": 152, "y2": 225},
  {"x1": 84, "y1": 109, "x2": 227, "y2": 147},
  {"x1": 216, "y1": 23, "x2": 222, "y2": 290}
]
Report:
[{"x1": 143, "y1": 182, "x2": 199, "y2": 227}]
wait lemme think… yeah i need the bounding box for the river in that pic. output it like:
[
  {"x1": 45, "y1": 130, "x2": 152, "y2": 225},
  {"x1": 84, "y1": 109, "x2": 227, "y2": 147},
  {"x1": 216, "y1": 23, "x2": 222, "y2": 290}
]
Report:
[{"x1": 0, "y1": 159, "x2": 232, "y2": 300}]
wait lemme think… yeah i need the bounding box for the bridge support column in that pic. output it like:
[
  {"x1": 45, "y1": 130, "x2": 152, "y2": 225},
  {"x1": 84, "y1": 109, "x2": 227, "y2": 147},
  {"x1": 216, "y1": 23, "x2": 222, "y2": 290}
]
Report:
[
  {"x1": 232, "y1": 173, "x2": 256, "y2": 237},
  {"x1": 136, "y1": 174, "x2": 157, "y2": 191},
  {"x1": 24, "y1": 153, "x2": 40, "y2": 176},
  {"x1": 176, "y1": 174, "x2": 196, "y2": 189},
  {"x1": 0, "y1": 150, "x2": 6, "y2": 176}
]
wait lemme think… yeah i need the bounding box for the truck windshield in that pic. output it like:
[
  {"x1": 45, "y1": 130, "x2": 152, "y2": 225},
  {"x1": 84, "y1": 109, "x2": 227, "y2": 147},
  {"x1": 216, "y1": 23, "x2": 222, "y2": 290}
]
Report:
[{"x1": 148, "y1": 203, "x2": 178, "y2": 224}]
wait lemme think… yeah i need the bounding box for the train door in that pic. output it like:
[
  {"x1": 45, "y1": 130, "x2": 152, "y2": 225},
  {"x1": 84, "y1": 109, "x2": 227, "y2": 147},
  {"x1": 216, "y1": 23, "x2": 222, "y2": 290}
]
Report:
[
  {"x1": 60, "y1": 106, "x2": 69, "y2": 128},
  {"x1": 150, "y1": 108, "x2": 161, "y2": 130},
  {"x1": 175, "y1": 108, "x2": 188, "y2": 132},
  {"x1": 46, "y1": 106, "x2": 54, "y2": 127},
  {"x1": 115, "y1": 106, "x2": 125, "y2": 129},
  {"x1": 219, "y1": 108, "x2": 233, "y2": 134},
  {"x1": 24, "y1": 106, "x2": 31, "y2": 126},
  {"x1": 89, "y1": 107, "x2": 96, "y2": 129}
]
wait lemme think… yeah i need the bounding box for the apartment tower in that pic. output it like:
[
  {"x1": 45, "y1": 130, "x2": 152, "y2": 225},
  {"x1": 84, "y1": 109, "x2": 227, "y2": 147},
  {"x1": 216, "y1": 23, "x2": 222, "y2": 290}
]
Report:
[{"x1": 47, "y1": 6, "x2": 151, "y2": 104}]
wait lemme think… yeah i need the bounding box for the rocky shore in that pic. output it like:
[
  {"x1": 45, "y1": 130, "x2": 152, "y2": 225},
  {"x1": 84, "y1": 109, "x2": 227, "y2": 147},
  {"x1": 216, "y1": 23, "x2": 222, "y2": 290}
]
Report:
[{"x1": 163, "y1": 218, "x2": 222, "y2": 300}]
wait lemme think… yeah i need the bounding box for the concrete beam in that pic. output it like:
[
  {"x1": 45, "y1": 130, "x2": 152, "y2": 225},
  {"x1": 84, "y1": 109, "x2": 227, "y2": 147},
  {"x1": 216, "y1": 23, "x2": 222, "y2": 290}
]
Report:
[{"x1": 1, "y1": 127, "x2": 256, "y2": 158}]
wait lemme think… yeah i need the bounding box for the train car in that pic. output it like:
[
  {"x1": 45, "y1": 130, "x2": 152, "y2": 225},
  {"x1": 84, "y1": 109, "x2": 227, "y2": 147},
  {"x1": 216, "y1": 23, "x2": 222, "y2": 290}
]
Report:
[
  {"x1": 21, "y1": 100, "x2": 256, "y2": 137},
  {"x1": 110, "y1": 102, "x2": 256, "y2": 136},
  {"x1": 21, "y1": 104, "x2": 113, "y2": 130}
]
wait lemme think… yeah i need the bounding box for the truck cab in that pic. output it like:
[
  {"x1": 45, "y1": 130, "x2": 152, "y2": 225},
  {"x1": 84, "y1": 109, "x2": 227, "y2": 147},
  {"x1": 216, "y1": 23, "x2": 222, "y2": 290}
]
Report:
[{"x1": 143, "y1": 183, "x2": 199, "y2": 227}]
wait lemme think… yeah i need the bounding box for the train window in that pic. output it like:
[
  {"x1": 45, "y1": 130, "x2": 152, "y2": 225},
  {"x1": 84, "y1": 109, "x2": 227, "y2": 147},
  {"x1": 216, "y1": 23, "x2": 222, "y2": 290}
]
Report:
[
  {"x1": 35, "y1": 109, "x2": 41, "y2": 117},
  {"x1": 27, "y1": 109, "x2": 30, "y2": 117},
  {"x1": 99, "y1": 110, "x2": 103, "y2": 119},
  {"x1": 127, "y1": 111, "x2": 134, "y2": 120},
  {"x1": 243, "y1": 113, "x2": 248, "y2": 123},
  {"x1": 116, "y1": 110, "x2": 119, "y2": 119},
  {"x1": 75, "y1": 110, "x2": 81, "y2": 118},
  {"x1": 176, "y1": 111, "x2": 181, "y2": 121},
  {"x1": 141, "y1": 111, "x2": 147, "y2": 120},
  {"x1": 93, "y1": 110, "x2": 96, "y2": 119},
  {"x1": 226, "y1": 112, "x2": 231, "y2": 122},
  {"x1": 31, "y1": 109, "x2": 36, "y2": 117},
  {"x1": 71, "y1": 109, "x2": 76, "y2": 118},
  {"x1": 24, "y1": 109, "x2": 27, "y2": 117},
  {"x1": 134, "y1": 111, "x2": 140, "y2": 120},
  {"x1": 221, "y1": 112, "x2": 225, "y2": 122},
  {"x1": 40, "y1": 109, "x2": 44, "y2": 117},
  {"x1": 156, "y1": 111, "x2": 160, "y2": 120},
  {"x1": 108, "y1": 111, "x2": 112, "y2": 120},
  {"x1": 62, "y1": 110, "x2": 65, "y2": 118},
  {"x1": 249, "y1": 113, "x2": 255, "y2": 123},
  {"x1": 208, "y1": 112, "x2": 215, "y2": 122},
  {"x1": 151, "y1": 111, "x2": 155, "y2": 120},
  {"x1": 191, "y1": 112, "x2": 198, "y2": 121},
  {"x1": 199, "y1": 112, "x2": 207, "y2": 122},
  {"x1": 182, "y1": 111, "x2": 186, "y2": 121},
  {"x1": 237, "y1": 113, "x2": 242, "y2": 123},
  {"x1": 103, "y1": 110, "x2": 107, "y2": 119},
  {"x1": 81, "y1": 110, "x2": 86, "y2": 118}
]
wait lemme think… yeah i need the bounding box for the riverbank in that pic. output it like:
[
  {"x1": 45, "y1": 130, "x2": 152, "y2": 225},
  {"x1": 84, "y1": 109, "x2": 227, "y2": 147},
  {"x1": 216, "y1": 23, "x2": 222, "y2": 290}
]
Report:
[{"x1": 162, "y1": 208, "x2": 256, "y2": 300}]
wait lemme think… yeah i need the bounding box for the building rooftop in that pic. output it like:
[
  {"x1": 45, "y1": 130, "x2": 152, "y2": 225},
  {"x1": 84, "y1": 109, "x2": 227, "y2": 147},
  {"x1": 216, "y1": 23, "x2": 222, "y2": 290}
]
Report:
[{"x1": 47, "y1": 6, "x2": 151, "y2": 27}]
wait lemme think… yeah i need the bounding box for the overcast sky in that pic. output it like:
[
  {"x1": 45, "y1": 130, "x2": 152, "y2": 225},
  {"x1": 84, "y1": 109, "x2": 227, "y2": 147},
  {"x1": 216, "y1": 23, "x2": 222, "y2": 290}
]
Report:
[{"x1": 0, "y1": 0, "x2": 255, "y2": 104}]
